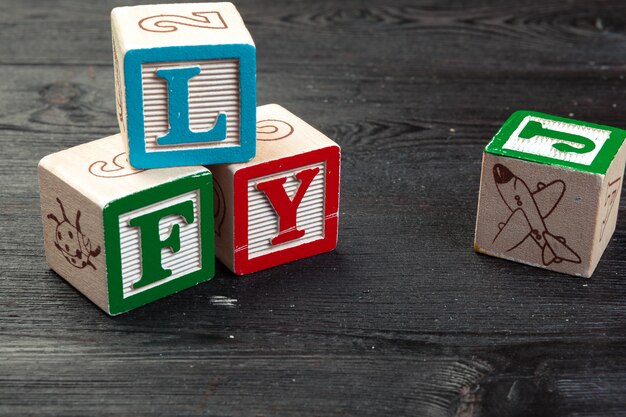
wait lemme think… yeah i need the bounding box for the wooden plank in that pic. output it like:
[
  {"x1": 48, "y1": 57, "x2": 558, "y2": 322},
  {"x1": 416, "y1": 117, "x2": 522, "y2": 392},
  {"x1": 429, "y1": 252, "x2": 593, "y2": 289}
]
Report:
[{"x1": 0, "y1": 0, "x2": 625, "y2": 415}]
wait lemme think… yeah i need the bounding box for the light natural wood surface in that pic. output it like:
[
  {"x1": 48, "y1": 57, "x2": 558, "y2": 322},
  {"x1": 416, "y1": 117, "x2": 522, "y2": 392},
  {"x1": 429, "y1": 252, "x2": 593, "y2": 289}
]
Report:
[
  {"x1": 475, "y1": 153, "x2": 601, "y2": 277},
  {"x1": 112, "y1": 2, "x2": 254, "y2": 51}
]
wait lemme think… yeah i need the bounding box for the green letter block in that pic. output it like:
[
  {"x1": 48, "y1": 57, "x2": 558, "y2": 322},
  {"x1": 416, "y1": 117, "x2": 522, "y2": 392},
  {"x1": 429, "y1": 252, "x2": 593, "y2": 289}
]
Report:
[
  {"x1": 475, "y1": 111, "x2": 626, "y2": 278},
  {"x1": 103, "y1": 171, "x2": 214, "y2": 315},
  {"x1": 39, "y1": 134, "x2": 215, "y2": 316}
]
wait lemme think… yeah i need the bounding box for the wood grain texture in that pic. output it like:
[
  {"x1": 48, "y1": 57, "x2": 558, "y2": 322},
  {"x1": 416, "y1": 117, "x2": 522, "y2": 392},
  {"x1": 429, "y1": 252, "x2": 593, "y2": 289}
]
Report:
[{"x1": 1, "y1": 0, "x2": 625, "y2": 416}]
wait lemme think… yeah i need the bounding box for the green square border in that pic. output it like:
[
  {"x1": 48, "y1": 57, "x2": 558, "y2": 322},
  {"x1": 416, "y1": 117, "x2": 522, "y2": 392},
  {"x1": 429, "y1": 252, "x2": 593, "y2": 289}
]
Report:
[
  {"x1": 103, "y1": 170, "x2": 214, "y2": 315},
  {"x1": 486, "y1": 110, "x2": 626, "y2": 175}
]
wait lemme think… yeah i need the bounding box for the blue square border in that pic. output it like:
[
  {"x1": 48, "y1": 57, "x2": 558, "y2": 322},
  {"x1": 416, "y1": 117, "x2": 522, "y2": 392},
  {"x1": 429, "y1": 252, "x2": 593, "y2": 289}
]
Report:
[{"x1": 124, "y1": 44, "x2": 256, "y2": 169}]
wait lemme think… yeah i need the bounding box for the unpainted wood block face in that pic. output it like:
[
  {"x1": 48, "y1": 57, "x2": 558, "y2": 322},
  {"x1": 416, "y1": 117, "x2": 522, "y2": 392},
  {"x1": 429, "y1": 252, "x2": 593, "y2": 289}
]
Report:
[
  {"x1": 475, "y1": 111, "x2": 626, "y2": 277},
  {"x1": 208, "y1": 104, "x2": 341, "y2": 275},
  {"x1": 39, "y1": 134, "x2": 214, "y2": 315},
  {"x1": 111, "y1": 2, "x2": 256, "y2": 169}
]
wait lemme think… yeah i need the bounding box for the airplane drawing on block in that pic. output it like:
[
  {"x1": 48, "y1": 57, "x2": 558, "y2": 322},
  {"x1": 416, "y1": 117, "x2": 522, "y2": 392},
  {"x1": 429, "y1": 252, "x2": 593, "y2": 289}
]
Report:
[{"x1": 492, "y1": 164, "x2": 581, "y2": 266}]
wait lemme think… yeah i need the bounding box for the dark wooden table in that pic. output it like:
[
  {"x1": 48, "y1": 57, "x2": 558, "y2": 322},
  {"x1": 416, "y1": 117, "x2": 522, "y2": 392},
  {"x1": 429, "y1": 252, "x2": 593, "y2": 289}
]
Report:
[{"x1": 1, "y1": 1, "x2": 625, "y2": 416}]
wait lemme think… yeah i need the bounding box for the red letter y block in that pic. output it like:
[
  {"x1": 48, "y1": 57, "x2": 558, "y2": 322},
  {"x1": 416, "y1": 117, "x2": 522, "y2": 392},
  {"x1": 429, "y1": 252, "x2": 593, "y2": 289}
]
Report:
[{"x1": 256, "y1": 167, "x2": 321, "y2": 245}]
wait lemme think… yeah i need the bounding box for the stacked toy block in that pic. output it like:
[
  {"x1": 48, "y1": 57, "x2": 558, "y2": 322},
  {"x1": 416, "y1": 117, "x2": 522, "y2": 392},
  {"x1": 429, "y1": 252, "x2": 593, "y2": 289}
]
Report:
[
  {"x1": 111, "y1": 2, "x2": 256, "y2": 168},
  {"x1": 39, "y1": 3, "x2": 341, "y2": 315},
  {"x1": 209, "y1": 104, "x2": 340, "y2": 275},
  {"x1": 39, "y1": 135, "x2": 214, "y2": 314}
]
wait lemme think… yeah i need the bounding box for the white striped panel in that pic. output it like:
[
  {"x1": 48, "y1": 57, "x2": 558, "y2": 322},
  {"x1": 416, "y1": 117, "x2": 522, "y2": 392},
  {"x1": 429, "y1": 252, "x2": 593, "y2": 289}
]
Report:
[
  {"x1": 504, "y1": 116, "x2": 610, "y2": 166},
  {"x1": 141, "y1": 59, "x2": 240, "y2": 152},
  {"x1": 247, "y1": 162, "x2": 326, "y2": 258},
  {"x1": 119, "y1": 191, "x2": 202, "y2": 298}
]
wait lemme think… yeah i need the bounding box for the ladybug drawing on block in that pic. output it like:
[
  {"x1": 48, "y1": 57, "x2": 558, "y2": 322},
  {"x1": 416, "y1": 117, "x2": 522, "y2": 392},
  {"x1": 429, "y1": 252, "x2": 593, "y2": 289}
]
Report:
[{"x1": 47, "y1": 197, "x2": 101, "y2": 270}]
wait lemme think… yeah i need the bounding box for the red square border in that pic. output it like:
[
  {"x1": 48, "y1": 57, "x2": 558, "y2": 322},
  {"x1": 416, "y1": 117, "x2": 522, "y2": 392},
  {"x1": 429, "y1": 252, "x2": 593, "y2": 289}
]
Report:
[{"x1": 233, "y1": 146, "x2": 340, "y2": 274}]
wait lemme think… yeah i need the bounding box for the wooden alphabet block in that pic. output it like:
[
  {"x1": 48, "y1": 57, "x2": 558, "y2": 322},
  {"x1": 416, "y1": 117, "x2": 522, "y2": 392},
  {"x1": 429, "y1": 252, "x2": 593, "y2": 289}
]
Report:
[
  {"x1": 39, "y1": 134, "x2": 214, "y2": 315},
  {"x1": 209, "y1": 104, "x2": 341, "y2": 275},
  {"x1": 111, "y1": 2, "x2": 256, "y2": 169},
  {"x1": 475, "y1": 111, "x2": 626, "y2": 277}
]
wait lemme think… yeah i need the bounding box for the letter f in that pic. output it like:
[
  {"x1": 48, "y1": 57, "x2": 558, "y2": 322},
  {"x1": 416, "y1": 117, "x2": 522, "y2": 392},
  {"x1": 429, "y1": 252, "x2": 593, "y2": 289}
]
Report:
[{"x1": 128, "y1": 200, "x2": 195, "y2": 289}]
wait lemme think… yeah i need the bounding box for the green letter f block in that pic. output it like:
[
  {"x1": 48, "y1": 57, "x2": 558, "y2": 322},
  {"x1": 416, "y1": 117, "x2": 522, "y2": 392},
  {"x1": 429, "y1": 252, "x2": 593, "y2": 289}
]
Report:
[{"x1": 103, "y1": 171, "x2": 214, "y2": 315}]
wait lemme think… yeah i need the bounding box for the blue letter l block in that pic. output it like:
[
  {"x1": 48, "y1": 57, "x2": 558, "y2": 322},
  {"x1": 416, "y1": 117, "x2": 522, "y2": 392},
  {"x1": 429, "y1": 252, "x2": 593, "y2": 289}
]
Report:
[{"x1": 155, "y1": 66, "x2": 228, "y2": 145}]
